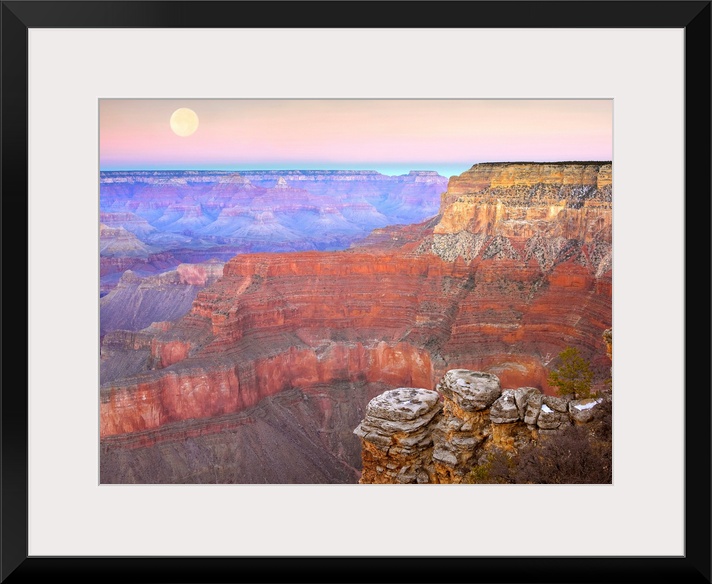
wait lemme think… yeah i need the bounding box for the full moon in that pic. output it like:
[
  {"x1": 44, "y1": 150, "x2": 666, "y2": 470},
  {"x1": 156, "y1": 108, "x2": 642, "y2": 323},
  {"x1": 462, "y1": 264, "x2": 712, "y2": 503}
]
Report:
[{"x1": 170, "y1": 108, "x2": 199, "y2": 137}]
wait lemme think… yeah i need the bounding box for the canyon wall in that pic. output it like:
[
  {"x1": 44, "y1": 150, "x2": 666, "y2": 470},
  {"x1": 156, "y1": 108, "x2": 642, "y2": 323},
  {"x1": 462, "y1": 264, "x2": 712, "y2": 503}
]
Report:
[
  {"x1": 100, "y1": 261, "x2": 224, "y2": 337},
  {"x1": 99, "y1": 169, "x2": 447, "y2": 298},
  {"x1": 100, "y1": 162, "x2": 612, "y2": 483},
  {"x1": 101, "y1": 381, "x2": 390, "y2": 484}
]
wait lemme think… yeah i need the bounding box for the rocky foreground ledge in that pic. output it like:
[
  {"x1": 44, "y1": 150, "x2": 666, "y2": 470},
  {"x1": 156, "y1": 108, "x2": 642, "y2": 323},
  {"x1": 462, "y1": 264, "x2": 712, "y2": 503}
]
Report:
[
  {"x1": 354, "y1": 369, "x2": 605, "y2": 484},
  {"x1": 353, "y1": 388, "x2": 442, "y2": 484}
]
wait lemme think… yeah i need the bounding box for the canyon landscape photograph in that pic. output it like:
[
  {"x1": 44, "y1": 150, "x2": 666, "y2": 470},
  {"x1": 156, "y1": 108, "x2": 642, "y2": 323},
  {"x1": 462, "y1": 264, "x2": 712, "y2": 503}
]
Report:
[{"x1": 99, "y1": 99, "x2": 613, "y2": 484}]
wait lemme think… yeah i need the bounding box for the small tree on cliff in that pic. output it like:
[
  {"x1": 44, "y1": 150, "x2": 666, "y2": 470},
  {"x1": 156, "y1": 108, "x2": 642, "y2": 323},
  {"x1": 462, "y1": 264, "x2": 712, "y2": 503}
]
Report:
[{"x1": 548, "y1": 347, "x2": 594, "y2": 400}]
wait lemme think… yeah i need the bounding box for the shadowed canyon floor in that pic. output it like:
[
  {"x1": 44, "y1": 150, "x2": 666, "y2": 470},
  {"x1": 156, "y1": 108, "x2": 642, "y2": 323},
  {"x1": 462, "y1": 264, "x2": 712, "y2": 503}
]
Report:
[{"x1": 101, "y1": 381, "x2": 389, "y2": 484}]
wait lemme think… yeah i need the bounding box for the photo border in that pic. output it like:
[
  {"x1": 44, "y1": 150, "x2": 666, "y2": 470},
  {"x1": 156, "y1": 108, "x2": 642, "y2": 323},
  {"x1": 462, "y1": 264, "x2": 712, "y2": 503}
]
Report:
[{"x1": 3, "y1": 1, "x2": 710, "y2": 582}]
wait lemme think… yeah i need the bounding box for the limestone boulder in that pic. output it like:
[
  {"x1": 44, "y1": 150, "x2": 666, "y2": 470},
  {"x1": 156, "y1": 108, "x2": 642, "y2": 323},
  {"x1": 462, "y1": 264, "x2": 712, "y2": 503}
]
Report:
[
  {"x1": 353, "y1": 387, "x2": 443, "y2": 484},
  {"x1": 543, "y1": 395, "x2": 569, "y2": 413},
  {"x1": 490, "y1": 389, "x2": 520, "y2": 424},
  {"x1": 436, "y1": 369, "x2": 501, "y2": 412},
  {"x1": 568, "y1": 398, "x2": 601, "y2": 424},
  {"x1": 514, "y1": 387, "x2": 541, "y2": 419},
  {"x1": 537, "y1": 400, "x2": 569, "y2": 430},
  {"x1": 524, "y1": 393, "x2": 543, "y2": 426},
  {"x1": 354, "y1": 387, "x2": 442, "y2": 446}
]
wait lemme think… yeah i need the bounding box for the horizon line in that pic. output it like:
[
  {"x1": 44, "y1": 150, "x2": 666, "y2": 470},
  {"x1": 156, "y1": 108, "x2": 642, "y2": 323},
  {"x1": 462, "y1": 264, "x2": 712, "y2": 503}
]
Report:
[{"x1": 100, "y1": 160, "x2": 612, "y2": 173}]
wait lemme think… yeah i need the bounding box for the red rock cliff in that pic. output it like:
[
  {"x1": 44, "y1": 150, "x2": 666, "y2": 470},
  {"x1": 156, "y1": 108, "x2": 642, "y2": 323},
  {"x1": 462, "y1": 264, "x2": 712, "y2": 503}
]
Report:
[{"x1": 101, "y1": 162, "x2": 612, "y2": 455}]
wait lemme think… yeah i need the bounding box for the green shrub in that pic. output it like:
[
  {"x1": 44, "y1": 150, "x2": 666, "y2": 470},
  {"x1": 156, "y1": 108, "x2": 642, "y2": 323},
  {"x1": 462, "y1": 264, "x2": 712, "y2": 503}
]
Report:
[
  {"x1": 464, "y1": 450, "x2": 515, "y2": 484},
  {"x1": 548, "y1": 347, "x2": 594, "y2": 400}
]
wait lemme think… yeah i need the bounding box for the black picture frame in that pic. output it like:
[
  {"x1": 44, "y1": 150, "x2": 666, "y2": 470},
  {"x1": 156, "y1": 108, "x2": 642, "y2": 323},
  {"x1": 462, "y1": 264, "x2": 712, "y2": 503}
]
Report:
[{"x1": 2, "y1": 1, "x2": 710, "y2": 582}]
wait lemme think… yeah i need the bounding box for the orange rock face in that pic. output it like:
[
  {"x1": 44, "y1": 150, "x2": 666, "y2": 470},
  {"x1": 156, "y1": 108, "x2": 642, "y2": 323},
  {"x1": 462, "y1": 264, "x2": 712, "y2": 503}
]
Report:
[
  {"x1": 101, "y1": 162, "x2": 613, "y2": 473},
  {"x1": 100, "y1": 339, "x2": 434, "y2": 437},
  {"x1": 436, "y1": 162, "x2": 612, "y2": 241},
  {"x1": 445, "y1": 162, "x2": 611, "y2": 200}
]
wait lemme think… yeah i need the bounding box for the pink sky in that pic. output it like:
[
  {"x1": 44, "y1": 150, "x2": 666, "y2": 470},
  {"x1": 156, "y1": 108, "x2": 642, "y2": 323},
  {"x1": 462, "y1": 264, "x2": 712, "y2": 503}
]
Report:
[{"x1": 100, "y1": 99, "x2": 612, "y2": 177}]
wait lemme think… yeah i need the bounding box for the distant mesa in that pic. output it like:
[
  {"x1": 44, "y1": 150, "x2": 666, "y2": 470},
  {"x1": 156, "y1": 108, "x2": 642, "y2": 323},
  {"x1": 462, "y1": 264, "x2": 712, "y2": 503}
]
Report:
[{"x1": 99, "y1": 168, "x2": 448, "y2": 291}]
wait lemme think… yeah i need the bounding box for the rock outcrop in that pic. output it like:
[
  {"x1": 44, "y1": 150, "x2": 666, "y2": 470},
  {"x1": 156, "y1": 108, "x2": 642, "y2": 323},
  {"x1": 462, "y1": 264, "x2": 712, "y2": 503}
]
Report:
[
  {"x1": 603, "y1": 328, "x2": 612, "y2": 360},
  {"x1": 431, "y1": 370, "x2": 501, "y2": 482},
  {"x1": 355, "y1": 369, "x2": 607, "y2": 484},
  {"x1": 353, "y1": 388, "x2": 442, "y2": 484},
  {"x1": 429, "y1": 162, "x2": 612, "y2": 277}
]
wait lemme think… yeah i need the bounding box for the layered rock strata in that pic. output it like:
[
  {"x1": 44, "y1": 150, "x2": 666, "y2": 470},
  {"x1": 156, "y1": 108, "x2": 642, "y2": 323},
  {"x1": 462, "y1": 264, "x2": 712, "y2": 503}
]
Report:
[
  {"x1": 100, "y1": 261, "x2": 224, "y2": 337},
  {"x1": 101, "y1": 381, "x2": 389, "y2": 484},
  {"x1": 355, "y1": 369, "x2": 607, "y2": 484},
  {"x1": 101, "y1": 238, "x2": 611, "y2": 437},
  {"x1": 101, "y1": 162, "x2": 612, "y2": 483},
  {"x1": 431, "y1": 370, "x2": 501, "y2": 483},
  {"x1": 428, "y1": 162, "x2": 612, "y2": 278},
  {"x1": 353, "y1": 388, "x2": 442, "y2": 484}
]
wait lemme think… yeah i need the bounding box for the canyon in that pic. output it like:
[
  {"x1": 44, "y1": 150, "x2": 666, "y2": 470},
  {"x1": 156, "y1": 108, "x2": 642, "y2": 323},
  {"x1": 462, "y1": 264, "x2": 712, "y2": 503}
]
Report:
[
  {"x1": 99, "y1": 169, "x2": 447, "y2": 334},
  {"x1": 100, "y1": 162, "x2": 612, "y2": 484},
  {"x1": 100, "y1": 261, "x2": 225, "y2": 339},
  {"x1": 100, "y1": 169, "x2": 446, "y2": 288}
]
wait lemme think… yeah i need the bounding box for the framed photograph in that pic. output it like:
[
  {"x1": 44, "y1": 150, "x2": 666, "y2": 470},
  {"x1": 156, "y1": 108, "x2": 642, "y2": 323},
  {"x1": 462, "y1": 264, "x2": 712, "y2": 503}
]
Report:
[
  {"x1": 97, "y1": 97, "x2": 615, "y2": 488},
  {"x1": 5, "y1": 1, "x2": 709, "y2": 582}
]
